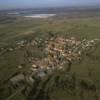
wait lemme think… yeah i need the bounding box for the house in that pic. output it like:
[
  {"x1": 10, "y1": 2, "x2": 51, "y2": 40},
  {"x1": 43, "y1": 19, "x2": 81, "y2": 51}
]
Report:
[
  {"x1": 10, "y1": 74, "x2": 25, "y2": 87},
  {"x1": 34, "y1": 71, "x2": 47, "y2": 79}
]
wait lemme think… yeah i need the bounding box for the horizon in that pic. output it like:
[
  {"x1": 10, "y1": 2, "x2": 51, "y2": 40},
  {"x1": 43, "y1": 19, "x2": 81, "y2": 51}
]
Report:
[
  {"x1": 1, "y1": 5, "x2": 100, "y2": 11},
  {"x1": 0, "y1": 0, "x2": 100, "y2": 10}
]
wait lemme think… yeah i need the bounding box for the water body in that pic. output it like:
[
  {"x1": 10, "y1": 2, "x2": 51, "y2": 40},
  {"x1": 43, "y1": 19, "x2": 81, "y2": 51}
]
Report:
[{"x1": 24, "y1": 14, "x2": 56, "y2": 18}]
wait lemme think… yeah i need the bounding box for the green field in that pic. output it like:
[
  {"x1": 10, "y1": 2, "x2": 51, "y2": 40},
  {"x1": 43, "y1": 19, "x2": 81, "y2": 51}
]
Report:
[
  {"x1": 1, "y1": 15, "x2": 100, "y2": 46},
  {"x1": 0, "y1": 14, "x2": 100, "y2": 100}
]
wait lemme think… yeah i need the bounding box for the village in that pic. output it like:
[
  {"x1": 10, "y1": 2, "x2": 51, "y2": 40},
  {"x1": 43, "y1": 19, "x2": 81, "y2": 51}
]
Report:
[{"x1": 5, "y1": 36, "x2": 100, "y2": 95}]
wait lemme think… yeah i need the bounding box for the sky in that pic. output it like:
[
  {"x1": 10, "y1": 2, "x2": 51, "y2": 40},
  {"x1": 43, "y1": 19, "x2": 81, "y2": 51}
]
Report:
[{"x1": 0, "y1": 0, "x2": 100, "y2": 10}]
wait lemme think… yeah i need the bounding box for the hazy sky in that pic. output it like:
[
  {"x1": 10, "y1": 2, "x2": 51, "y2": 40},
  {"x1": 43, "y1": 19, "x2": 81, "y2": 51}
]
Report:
[{"x1": 0, "y1": 0, "x2": 100, "y2": 10}]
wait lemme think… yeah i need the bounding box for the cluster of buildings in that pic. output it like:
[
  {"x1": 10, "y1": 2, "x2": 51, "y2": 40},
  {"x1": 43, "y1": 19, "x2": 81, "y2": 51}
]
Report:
[{"x1": 9, "y1": 36, "x2": 100, "y2": 91}]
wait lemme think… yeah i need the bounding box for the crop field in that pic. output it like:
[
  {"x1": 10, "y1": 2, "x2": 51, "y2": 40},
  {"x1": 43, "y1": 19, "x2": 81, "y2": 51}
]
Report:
[{"x1": 0, "y1": 12, "x2": 100, "y2": 100}]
